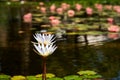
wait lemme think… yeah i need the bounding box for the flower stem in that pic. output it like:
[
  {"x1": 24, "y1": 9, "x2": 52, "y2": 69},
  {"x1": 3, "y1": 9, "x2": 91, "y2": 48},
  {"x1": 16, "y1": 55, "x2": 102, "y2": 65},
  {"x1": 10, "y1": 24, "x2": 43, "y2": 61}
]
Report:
[{"x1": 42, "y1": 56, "x2": 47, "y2": 80}]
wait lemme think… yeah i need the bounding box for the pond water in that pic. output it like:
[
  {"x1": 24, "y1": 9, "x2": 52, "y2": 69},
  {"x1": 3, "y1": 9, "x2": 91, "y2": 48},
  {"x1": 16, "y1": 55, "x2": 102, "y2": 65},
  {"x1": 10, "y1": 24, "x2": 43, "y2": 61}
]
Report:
[{"x1": 0, "y1": 4, "x2": 120, "y2": 80}]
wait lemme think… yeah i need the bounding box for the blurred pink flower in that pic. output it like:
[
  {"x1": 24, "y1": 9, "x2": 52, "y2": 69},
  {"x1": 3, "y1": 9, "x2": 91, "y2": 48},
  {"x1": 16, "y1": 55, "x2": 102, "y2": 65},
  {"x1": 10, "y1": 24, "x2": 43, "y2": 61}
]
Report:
[
  {"x1": 95, "y1": 4, "x2": 103, "y2": 12},
  {"x1": 113, "y1": 5, "x2": 120, "y2": 11},
  {"x1": 113, "y1": 5, "x2": 120, "y2": 13},
  {"x1": 56, "y1": 8, "x2": 63, "y2": 15},
  {"x1": 108, "y1": 25, "x2": 120, "y2": 32},
  {"x1": 40, "y1": 7, "x2": 46, "y2": 13},
  {"x1": 75, "y1": 3, "x2": 82, "y2": 11},
  {"x1": 50, "y1": 19, "x2": 60, "y2": 27},
  {"x1": 49, "y1": 16, "x2": 56, "y2": 20},
  {"x1": 67, "y1": 10, "x2": 75, "y2": 17},
  {"x1": 23, "y1": 13, "x2": 32, "y2": 23},
  {"x1": 61, "y1": 3, "x2": 68, "y2": 11},
  {"x1": 86, "y1": 7, "x2": 93, "y2": 16},
  {"x1": 104, "y1": 5, "x2": 112, "y2": 10},
  {"x1": 39, "y1": 2, "x2": 44, "y2": 6},
  {"x1": 107, "y1": 18, "x2": 114, "y2": 24},
  {"x1": 50, "y1": 4, "x2": 56, "y2": 13},
  {"x1": 108, "y1": 33, "x2": 120, "y2": 40},
  {"x1": 116, "y1": 8, "x2": 120, "y2": 13}
]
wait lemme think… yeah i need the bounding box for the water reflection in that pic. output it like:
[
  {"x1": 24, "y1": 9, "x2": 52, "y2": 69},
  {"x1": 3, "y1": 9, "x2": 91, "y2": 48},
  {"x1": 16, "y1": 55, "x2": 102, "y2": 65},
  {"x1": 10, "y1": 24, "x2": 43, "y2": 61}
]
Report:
[
  {"x1": 0, "y1": 4, "x2": 120, "y2": 79},
  {"x1": 108, "y1": 33, "x2": 120, "y2": 40},
  {"x1": 51, "y1": 41, "x2": 120, "y2": 79}
]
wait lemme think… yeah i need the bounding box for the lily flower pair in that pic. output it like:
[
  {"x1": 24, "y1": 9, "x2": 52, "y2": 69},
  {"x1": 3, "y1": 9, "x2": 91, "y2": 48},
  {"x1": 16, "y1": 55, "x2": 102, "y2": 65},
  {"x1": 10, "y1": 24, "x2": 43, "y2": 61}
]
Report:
[{"x1": 32, "y1": 33, "x2": 57, "y2": 57}]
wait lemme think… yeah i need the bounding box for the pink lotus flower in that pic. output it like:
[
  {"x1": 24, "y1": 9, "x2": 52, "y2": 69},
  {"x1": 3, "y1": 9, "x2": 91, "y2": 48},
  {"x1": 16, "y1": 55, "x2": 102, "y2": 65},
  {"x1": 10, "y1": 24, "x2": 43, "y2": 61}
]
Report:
[
  {"x1": 75, "y1": 3, "x2": 82, "y2": 11},
  {"x1": 49, "y1": 16, "x2": 61, "y2": 27},
  {"x1": 108, "y1": 25, "x2": 120, "y2": 32},
  {"x1": 86, "y1": 7, "x2": 93, "y2": 16},
  {"x1": 107, "y1": 18, "x2": 114, "y2": 24},
  {"x1": 61, "y1": 3, "x2": 68, "y2": 11},
  {"x1": 113, "y1": 5, "x2": 120, "y2": 14},
  {"x1": 116, "y1": 8, "x2": 120, "y2": 13},
  {"x1": 104, "y1": 5, "x2": 112, "y2": 10},
  {"x1": 67, "y1": 10, "x2": 75, "y2": 17},
  {"x1": 56, "y1": 8, "x2": 63, "y2": 15},
  {"x1": 23, "y1": 13, "x2": 32, "y2": 23},
  {"x1": 108, "y1": 33, "x2": 120, "y2": 40},
  {"x1": 95, "y1": 4, "x2": 103, "y2": 12},
  {"x1": 113, "y1": 5, "x2": 120, "y2": 11},
  {"x1": 40, "y1": 7, "x2": 46, "y2": 14},
  {"x1": 39, "y1": 2, "x2": 44, "y2": 6},
  {"x1": 50, "y1": 4, "x2": 56, "y2": 13},
  {"x1": 49, "y1": 16, "x2": 56, "y2": 20},
  {"x1": 50, "y1": 19, "x2": 61, "y2": 27}
]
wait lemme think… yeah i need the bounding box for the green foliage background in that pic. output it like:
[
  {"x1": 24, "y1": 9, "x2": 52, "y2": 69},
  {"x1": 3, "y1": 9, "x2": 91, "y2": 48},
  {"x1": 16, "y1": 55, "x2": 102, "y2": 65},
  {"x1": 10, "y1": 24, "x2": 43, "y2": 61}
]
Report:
[
  {"x1": 43, "y1": 0, "x2": 120, "y2": 5},
  {"x1": 1, "y1": 0, "x2": 120, "y2": 6}
]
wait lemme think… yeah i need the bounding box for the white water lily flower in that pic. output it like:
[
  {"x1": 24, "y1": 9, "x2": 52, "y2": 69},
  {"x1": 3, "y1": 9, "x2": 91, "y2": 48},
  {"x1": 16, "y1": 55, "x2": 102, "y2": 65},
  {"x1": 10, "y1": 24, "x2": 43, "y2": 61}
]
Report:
[
  {"x1": 33, "y1": 43, "x2": 57, "y2": 57},
  {"x1": 33, "y1": 33, "x2": 55, "y2": 45},
  {"x1": 32, "y1": 33, "x2": 57, "y2": 57},
  {"x1": 20, "y1": 1, "x2": 25, "y2": 4},
  {"x1": 6, "y1": 2, "x2": 11, "y2": 5}
]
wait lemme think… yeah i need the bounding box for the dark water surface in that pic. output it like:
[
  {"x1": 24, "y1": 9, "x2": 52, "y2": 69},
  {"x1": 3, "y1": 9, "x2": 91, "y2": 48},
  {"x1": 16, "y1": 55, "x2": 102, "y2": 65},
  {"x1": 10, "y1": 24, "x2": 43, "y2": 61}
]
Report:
[{"x1": 0, "y1": 4, "x2": 120, "y2": 79}]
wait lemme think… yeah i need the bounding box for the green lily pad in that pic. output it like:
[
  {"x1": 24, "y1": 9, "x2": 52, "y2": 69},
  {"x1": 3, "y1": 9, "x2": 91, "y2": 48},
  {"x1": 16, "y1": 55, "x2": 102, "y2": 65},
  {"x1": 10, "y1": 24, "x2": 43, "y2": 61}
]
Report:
[
  {"x1": 77, "y1": 70, "x2": 97, "y2": 75},
  {"x1": 26, "y1": 76, "x2": 36, "y2": 80},
  {"x1": 48, "y1": 77, "x2": 63, "y2": 80},
  {"x1": 11, "y1": 75, "x2": 26, "y2": 80},
  {"x1": 33, "y1": 14, "x2": 43, "y2": 17},
  {"x1": 81, "y1": 75, "x2": 102, "y2": 79},
  {"x1": 77, "y1": 70, "x2": 102, "y2": 79},
  {"x1": 64, "y1": 75, "x2": 82, "y2": 80},
  {"x1": 85, "y1": 31, "x2": 106, "y2": 35},
  {"x1": 34, "y1": 18, "x2": 43, "y2": 22},
  {"x1": 0, "y1": 75, "x2": 11, "y2": 80},
  {"x1": 35, "y1": 73, "x2": 55, "y2": 78},
  {"x1": 67, "y1": 32, "x2": 79, "y2": 35}
]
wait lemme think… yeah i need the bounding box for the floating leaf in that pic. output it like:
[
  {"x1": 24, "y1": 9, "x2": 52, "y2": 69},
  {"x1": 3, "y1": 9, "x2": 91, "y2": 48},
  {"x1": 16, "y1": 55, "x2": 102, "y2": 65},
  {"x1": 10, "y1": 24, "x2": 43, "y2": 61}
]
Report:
[
  {"x1": 33, "y1": 14, "x2": 43, "y2": 17},
  {"x1": 0, "y1": 75, "x2": 11, "y2": 80},
  {"x1": 35, "y1": 73, "x2": 55, "y2": 78},
  {"x1": 48, "y1": 77, "x2": 63, "y2": 80},
  {"x1": 77, "y1": 70, "x2": 102, "y2": 79},
  {"x1": 77, "y1": 70, "x2": 97, "y2": 75},
  {"x1": 86, "y1": 31, "x2": 106, "y2": 35},
  {"x1": 64, "y1": 75, "x2": 82, "y2": 80},
  {"x1": 11, "y1": 75, "x2": 26, "y2": 80},
  {"x1": 34, "y1": 18, "x2": 43, "y2": 22},
  {"x1": 26, "y1": 76, "x2": 37, "y2": 80}
]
